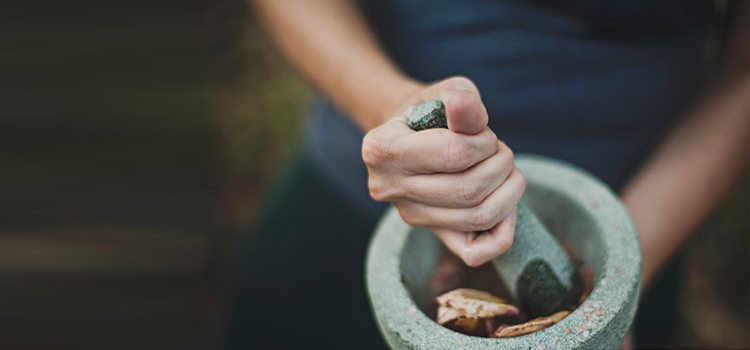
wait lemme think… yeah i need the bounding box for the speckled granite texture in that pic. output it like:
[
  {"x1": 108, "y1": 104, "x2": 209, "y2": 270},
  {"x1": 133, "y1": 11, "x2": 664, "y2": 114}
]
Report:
[
  {"x1": 493, "y1": 202, "x2": 580, "y2": 318},
  {"x1": 407, "y1": 100, "x2": 447, "y2": 131},
  {"x1": 366, "y1": 155, "x2": 641, "y2": 349}
]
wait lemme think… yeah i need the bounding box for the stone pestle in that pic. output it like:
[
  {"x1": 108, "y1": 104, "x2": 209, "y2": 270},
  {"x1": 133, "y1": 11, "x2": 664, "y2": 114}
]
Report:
[{"x1": 407, "y1": 100, "x2": 581, "y2": 317}]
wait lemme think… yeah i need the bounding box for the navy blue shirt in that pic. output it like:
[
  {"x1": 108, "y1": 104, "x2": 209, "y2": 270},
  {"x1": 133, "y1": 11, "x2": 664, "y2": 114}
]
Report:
[{"x1": 307, "y1": 0, "x2": 712, "y2": 219}]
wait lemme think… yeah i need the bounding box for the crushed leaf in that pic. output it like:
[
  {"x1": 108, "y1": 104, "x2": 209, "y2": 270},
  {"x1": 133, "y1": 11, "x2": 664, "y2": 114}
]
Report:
[
  {"x1": 549, "y1": 310, "x2": 571, "y2": 322},
  {"x1": 491, "y1": 311, "x2": 570, "y2": 338},
  {"x1": 432, "y1": 245, "x2": 591, "y2": 338},
  {"x1": 436, "y1": 288, "x2": 520, "y2": 336}
]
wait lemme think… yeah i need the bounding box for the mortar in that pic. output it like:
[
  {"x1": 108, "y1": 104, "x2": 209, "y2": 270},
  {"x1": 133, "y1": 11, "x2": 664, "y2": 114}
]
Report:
[{"x1": 365, "y1": 155, "x2": 641, "y2": 350}]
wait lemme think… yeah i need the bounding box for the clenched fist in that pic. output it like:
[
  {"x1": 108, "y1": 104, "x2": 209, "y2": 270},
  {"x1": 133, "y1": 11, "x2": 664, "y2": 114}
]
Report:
[{"x1": 362, "y1": 77, "x2": 525, "y2": 267}]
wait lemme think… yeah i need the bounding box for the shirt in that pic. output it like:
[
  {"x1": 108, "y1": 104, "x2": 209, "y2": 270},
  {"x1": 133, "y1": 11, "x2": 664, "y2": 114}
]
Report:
[{"x1": 306, "y1": 0, "x2": 713, "y2": 219}]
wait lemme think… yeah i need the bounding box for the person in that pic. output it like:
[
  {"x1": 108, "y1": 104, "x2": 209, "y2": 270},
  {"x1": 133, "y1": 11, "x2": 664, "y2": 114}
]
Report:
[{"x1": 227, "y1": 1, "x2": 748, "y2": 349}]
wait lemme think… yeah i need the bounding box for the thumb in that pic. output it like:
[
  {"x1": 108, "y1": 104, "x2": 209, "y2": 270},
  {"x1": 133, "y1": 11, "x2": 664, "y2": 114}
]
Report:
[{"x1": 444, "y1": 90, "x2": 488, "y2": 135}]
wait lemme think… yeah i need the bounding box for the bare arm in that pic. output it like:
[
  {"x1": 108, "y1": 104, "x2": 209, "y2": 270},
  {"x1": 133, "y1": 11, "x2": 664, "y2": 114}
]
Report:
[
  {"x1": 251, "y1": 0, "x2": 525, "y2": 266},
  {"x1": 621, "y1": 3, "x2": 750, "y2": 291},
  {"x1": 251, "y1": 0, "x2": 421, "y2": 130}
]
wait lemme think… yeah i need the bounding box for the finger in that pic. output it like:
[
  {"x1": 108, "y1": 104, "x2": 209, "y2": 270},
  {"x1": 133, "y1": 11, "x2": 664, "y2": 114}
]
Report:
[
  {"x1": 400, "y1": 140, "x2": 514, "y2": 207},
  {"x1": 429, "y1": 77, "x2": 486, "y2": 135},
  {"x1": 396, "y1": 127, "x2": 498, "y2": 173},
  {"x1": 362, "y1": 116, "x2": 419, "y2": 169},
  {"x1": 434, "y1": 76, "x2": 481, "y2": 100},
  {"x1": 369, "y1": 115, "x2": 413, "y2": 140},
  {"x1": 399, "y1": 76, "x2": 479, "y2": 122},
  {"x1": 445, "y1": 90, "x2": 488, "y2": 135},
  {"x1": 432, "y1": 207, "x2": 517, "y2": 267},
  {"x1": 398, "y1": 167, "x2": 525, "y2": 232},
  {"x1": 363, "y1": 116, "x2": 497, "y2": 174}
]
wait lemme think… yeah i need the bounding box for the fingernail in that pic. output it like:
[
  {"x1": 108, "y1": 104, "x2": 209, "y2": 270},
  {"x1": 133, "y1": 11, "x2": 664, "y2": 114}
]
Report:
[{"x1": 506, "y1": 208, "x2": 517, "y2": 224}]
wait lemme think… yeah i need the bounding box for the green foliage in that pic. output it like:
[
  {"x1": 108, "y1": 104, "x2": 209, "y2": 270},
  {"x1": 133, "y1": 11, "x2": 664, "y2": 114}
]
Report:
[{"x1": 211, "y1": 21, "x2": 310, "y2": 181}]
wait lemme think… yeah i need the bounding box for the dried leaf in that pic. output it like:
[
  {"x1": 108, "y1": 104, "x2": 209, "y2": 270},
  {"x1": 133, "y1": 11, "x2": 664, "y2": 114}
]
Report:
[
  {"x1": 491, "y1": 318, "x2": 554, "y2": 338},
  {"x1": 436, "y1": 306, "x2": 463, "y2": 325},
  {"x1": 491, "y1": 310, "x2": 571, "y2": 338},
  {"x1": 436, "y1": 288, "x2": 520, "y2": 337},
  {"x1": 447, "y1": 316, "x2": 486, "y2": 336},
  {"x1": 549, "y1": 310, "x2": 571, "y2": 322},
  {"x1": 436, "y1": 288, "x2": 518, "y2": 320}
]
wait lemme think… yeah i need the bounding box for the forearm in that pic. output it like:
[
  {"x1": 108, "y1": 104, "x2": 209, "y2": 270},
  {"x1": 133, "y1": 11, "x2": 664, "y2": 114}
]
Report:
[
  {"x1": 251, "y1": 0, "x2": 422, "y2": 130},
  {"x1": 621, "y1": 74, "x2": 749, "y2": 291}
]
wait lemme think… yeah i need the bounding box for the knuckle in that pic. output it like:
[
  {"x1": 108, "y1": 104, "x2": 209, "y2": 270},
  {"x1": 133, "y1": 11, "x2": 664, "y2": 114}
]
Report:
[
  {"x1": 471, "y1": 204, "x2": 496, "y2": 231},
  {"x1": 496, "y1": 151, "x2": 514, "y2": 176},
  {"x1": 446, "y1": 136, "x2": 472, "y2": 170},
  {"x1": 482, "y1": 129, "x2": 499, "y2": 147},
  {"x1": 496, "y1": 229, "x2": 515, "y2": 254},
  {"x1": 484, "y1": 127, "x2": 498, "y2": 140},
  {"x1": 368, "y1": 178, "x2": 401, "y2": 202},
  {"x1": 397, "y1": 207, "x2": 420, "y2": 226},
  {"x1": 368, "y1": 179, "x2": 387, "y2": 201},
  {"x1": 505, "y1": 145, "x2": 515, "y2": 164},
  {"x1": 461, "y1": 251, "x2": 483, "y2": 267},
  {"x1": 515, "y1": 170, "x2": 527, "y2": 193},
  {"x1": 495, "y1": 141, "x2": 514, "y2": 165},
  {"x1": 460, "y1": 177, "x2": 486, "y2": 207},
  {"x1": 362, "y1": 132, "x2": 394, "y2": 166}
]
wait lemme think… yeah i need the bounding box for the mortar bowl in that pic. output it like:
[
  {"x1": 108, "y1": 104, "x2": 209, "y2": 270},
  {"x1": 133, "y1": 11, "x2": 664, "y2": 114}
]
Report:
[{"x1": 365, "y1": 155, "x2": 641, "y2": 350}]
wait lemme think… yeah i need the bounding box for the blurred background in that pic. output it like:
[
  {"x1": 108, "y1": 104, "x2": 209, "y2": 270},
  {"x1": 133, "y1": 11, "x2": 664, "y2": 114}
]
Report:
[
  {"x1": 2, "y1": 0, "x2": 747, "y2": 349},
  {"x1": 2, "y1": 0, "x2": 212, "y2": 348}
]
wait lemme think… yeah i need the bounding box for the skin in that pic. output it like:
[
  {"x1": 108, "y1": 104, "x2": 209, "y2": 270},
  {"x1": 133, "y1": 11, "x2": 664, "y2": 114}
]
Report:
[
  {"x1": 252, "y1": 0, "x2": 523, "y2": 267},
  {"x1": 618, "y1": 4, "x2": 749, "y2": 347},
  {"x1": 363, "y1": 79, "x2": 524, "y2": 267},
  {"x1": 623, "y1": 0, "x2": 749, "y2": 294},
  {"x1": 253, "y1": 0, "x2": 748, "y2": 346}
]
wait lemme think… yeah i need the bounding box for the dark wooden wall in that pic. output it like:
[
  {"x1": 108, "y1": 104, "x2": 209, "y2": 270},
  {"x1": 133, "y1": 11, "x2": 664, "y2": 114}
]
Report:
[{"x1": 1, "y1": 0, "x2": 213, "y2": 348}]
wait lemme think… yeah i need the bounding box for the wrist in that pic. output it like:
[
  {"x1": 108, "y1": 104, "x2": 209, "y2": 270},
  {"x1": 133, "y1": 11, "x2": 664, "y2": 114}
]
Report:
[
  {"x1": 356, "y1": 72, "x2": 423, "y2": 130},
  {"x1": 376, "y1": 75, "x2": 424, "y2": 125},
  {"x1": 331, "y1": 58, "x2": 424, "y2": 130}
]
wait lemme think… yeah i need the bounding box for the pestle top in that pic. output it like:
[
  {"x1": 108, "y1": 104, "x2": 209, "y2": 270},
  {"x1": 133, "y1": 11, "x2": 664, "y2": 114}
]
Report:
[{"x1": 407, "y1": 100, "x2": 448, "y2": 131}]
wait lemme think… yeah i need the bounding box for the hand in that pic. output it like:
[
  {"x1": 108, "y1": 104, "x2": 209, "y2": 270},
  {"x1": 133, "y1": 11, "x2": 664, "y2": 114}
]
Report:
[{"x1": 362, "y1": 76, "x2": 525, "y2": 267}]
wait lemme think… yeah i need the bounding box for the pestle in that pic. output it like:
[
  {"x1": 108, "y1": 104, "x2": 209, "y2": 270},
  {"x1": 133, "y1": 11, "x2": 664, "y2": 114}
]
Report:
[{"x1": 407, "y1": 100, "x2": 581, "y2": 317}]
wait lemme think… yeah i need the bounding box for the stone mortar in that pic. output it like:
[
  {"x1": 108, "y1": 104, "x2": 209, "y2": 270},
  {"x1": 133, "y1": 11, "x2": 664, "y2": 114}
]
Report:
[{"x1": 365, "y1": 155, "x2": 641, "y2": 350}]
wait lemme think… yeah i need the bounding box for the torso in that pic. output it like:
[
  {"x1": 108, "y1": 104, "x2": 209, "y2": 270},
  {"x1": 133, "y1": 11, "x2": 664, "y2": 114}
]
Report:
[{"x1": 307, "y1": 0, "x2": 713, "y2": 219}]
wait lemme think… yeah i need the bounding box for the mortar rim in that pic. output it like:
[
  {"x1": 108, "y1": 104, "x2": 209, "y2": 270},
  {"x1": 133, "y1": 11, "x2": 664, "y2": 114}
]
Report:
[{"x1": 365, "y1": 154, "x2": 641, "y2": 349}]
